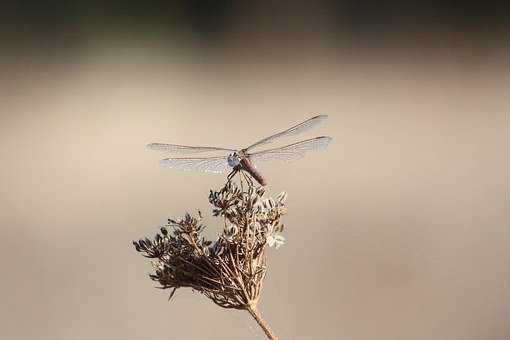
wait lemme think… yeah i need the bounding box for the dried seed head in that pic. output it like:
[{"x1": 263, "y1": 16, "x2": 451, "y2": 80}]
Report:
[{"x1": 133, "y1": 177, "x2": 288, "y2": 310}]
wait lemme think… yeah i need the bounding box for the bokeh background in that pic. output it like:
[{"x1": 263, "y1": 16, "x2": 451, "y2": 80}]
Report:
[{"x1": 1, "y1": 2, "x2": 510, "y2": 339}]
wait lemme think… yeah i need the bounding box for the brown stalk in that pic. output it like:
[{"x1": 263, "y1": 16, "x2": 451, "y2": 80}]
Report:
[{"x1": 247, "y1": 304, "x2": 278, "y2": 340}]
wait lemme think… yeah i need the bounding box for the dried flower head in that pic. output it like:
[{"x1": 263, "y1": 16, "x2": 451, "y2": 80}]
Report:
[{"x1": 133, "y1": 177, "x2": 286, "y2": 339}]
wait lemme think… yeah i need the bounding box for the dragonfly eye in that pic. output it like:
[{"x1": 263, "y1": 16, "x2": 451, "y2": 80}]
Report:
[{"x1": 227, "y1": 153, "x2": 240, "y2": 167}]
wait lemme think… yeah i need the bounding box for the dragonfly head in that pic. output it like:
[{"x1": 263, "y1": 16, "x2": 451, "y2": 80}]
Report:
[{"x1": 227, "y1": 153, "x2": 241, "y2": 168}]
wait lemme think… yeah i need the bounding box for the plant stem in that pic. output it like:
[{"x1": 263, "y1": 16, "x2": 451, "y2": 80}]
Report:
[{"x1": 246, "y1": 305, "x2": 278, "y2": 340}]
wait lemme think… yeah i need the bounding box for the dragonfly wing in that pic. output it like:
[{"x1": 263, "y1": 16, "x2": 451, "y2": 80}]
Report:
[
  {"x1": 147, "y1": 143, "x2": 235, "y2": 154},
  {"x1": 249, "y1": 136, "x2": 332, "y2": 163},
  {"x1": 246, "y1": 115, "x2": 328, "y2": 151},
  {"x1": 159, "y1": 156, "x2": 231, "y2": 173}
]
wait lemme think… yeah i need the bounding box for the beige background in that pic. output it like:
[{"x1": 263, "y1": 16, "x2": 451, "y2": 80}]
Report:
[{"x1": 1, "y1": 37, "x2": 510, "y2": 340}]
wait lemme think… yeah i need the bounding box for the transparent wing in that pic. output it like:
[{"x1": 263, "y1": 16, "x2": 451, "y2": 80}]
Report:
[
  {"x1": 249, "y1": 136, "x2": 332, "y2": 163},
  {"x1": 147, "y1": 143, "x2": 235, "y2": 154},
  {"x1": 246, "y1": 115, "x2": 328, "y2": 151},
  {"x1": 159, "y1": 156, "x2": 231, "y2": 173}
]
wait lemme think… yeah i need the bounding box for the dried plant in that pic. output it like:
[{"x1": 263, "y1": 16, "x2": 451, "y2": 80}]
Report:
[{"x1": 133, "y1": 175, "x2": 286, "y2": 339}]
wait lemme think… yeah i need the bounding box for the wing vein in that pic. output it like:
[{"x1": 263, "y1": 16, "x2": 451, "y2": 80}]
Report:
[
  {"x1": 147, "y1": 143, "x2": 235, "y2": 154},
  {"x1": 246, "y1": 115, "x2": 328, "y2": 151},
  {"x1": 159, "y1": 156, "x2": 230, "y2": 173},
  {"x1": 248, "y1": 136, "x2": 332, "y2": 163}
]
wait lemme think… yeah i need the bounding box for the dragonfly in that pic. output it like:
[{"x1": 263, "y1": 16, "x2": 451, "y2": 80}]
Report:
[{"x1": 147, "y1": 115, "x2": 332, "y2": 186}]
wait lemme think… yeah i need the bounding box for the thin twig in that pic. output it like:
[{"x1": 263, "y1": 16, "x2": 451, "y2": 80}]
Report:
[{"x1": 246, "y1": 304, "x2": 278, "y2": 340}]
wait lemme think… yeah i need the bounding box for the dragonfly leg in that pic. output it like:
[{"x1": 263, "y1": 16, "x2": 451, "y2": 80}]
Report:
[
  {"x1": 227, "y1": 167, "x2": 239, "y2": 183},
  {"x1": 227, "y1": 170, "x2": 235, "y2": 182},
  {"x1": 243, "y1": 171, "x2": 253, "y2": 187}
]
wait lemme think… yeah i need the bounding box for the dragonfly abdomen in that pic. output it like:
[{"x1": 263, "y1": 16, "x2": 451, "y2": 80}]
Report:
[{"x1": 241, "y1": 158, "x2": 267, "y2": 186}]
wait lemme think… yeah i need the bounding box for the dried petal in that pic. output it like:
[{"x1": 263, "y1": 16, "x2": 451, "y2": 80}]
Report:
[{"x1": 276, "y1": 191, "x2": 287, "y2": 205}]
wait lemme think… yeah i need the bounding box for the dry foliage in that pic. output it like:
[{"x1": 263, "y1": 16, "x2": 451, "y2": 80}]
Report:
[{"x1": 133, "y1": 177, "x2": 286, "y2": 339}]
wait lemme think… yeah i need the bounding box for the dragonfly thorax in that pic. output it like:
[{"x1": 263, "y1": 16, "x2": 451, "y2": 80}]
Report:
[{"x1": 227, "y1": 153, "x2": 241, "y2": 168}]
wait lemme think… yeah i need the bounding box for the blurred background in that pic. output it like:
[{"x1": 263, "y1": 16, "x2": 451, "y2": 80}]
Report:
[{"x1": 1, "y1": 1, "x2": 510, "y2": 339}]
